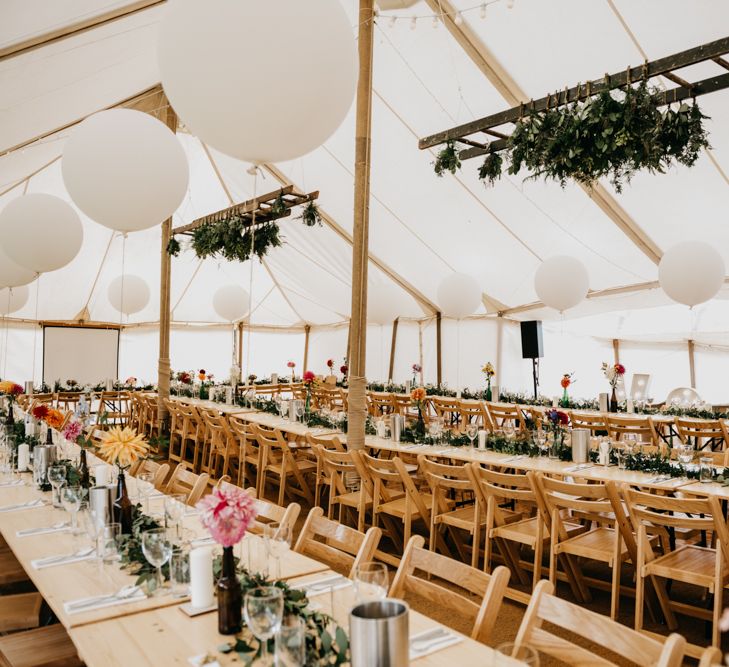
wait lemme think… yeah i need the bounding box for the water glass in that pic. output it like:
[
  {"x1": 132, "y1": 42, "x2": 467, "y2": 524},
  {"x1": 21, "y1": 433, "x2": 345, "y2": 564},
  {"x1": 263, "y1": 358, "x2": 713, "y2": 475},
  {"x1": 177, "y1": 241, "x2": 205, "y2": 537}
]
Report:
[
  {"x1": 465, "y1": 423, "x2": 478, "y2": 448},
  {"x1": 494, "y1": 642, "x2": 540, "y2": 665},
  {"x1": 243, "y1": 586, "x2": 284, "y2": 667},
  {"x1": 534, "y1": 431, "x2": 548, "y2": 457},
  {"x1": 48, "y1": 464, "x2": 67, "y2": 508},
  {"x1": 169, "y1": 549, "x2": 191, "y2": 598},
  {"x1": 61, "y1": 485, "x2": 83, "y2": 532},
  {"x1": 675, "y1": 443, "x2": 694, "y2": 467},
  {"x1": 81, "y1": 507, "x2": 105, "y2": 558},
  {"x1": 275, "y1": 616, "x2": 306, "y2": 667},
  {"x1": 137, "y1": 472, "x2": 156, "y2": 512},
  {"x1": 699, "y1": 456, "x2": 713, "y2": 484},
  {"x1": 353, "y1": 561, "x2": 388, "y2": 603},
  {"x1": 164, "y1": 493, "x2": 187, "y2": 541},
  {"x1": 264, "y1": 522, "x2": 292, "y2": 580},
  {"x1": 142, "y1": 528, "x2": 173, "y2": 596},
  {"x1": 101, "y1": 522, "x2": 122, "y2": 564}
]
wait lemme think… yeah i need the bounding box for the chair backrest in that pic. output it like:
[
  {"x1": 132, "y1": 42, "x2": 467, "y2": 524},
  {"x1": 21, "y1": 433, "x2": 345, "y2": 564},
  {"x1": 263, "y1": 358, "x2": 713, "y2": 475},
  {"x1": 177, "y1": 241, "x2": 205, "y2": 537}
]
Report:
[
  {"x1": 484, "y1": 402, "x2": 523, "y2": 430},
  {"x1": 698, "y1": 646, "x2": 723, "y2": 667},
  {"x1": 130, "y1": 459, "x2": 170, "y2": 489},
  {"x1": 316, "y1": 446, "x2": 359, "y2": 498},
  {"x1": 512, "y1": 579, "x2": 685, "y2": 666},
  {"x1": 241, "y1": 485, "x2": 300, "y2": 535},
  {"x1": 305, "y1": 433, "x2": 345, "y2": 451},
  {"x1": 293, "y1": 507, "x2": 381, "y2": 577},
  {"x1": 675, "y1": 416, "x2": 729, "y2": 451},
  {"x1": 458, "y1": 400, "x2": 491, "y2": 430},
  {"x1": 468, "y1": 463, "x2": 536, "y2": 528},
  {"x1": 390, "y1": 393, "x2": 413, "y2": 416},
  {"x1": 390, "y1": 535, "x2": 510, "y2": 644},
  {"x1": 367, "y1": 392, "x2": 394, "y2": 416},
  {"x1": 569, "y1": 411, "x2": 608, "y2": 434},
  {"x1": 418, "y1": 456, "x2": 472, "y2": 518},
  {"x1": 606, "y1": 414, "x2": 657, "y2": 445},
  {"x1": 164, "y1": 463, "x2": 209, "y2": 505},
  {"x1": 431, "y1": 397, "x2": 460, "y2": 424}
]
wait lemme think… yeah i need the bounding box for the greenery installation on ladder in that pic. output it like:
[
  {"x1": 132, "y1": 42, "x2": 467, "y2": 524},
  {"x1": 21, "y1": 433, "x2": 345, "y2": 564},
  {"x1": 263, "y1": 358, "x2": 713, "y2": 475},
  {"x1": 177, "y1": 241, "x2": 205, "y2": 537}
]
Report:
[
  {"x1": 434, "y1": 81, "x2": 710, "y2": 193},
  {"x1": 166, "y1": 192, "x2": 322, "y2": 263}
]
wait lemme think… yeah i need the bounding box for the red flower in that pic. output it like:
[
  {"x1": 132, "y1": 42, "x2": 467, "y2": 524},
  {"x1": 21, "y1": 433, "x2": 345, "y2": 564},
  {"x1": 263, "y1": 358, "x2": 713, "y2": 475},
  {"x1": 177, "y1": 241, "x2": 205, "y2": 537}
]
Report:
[
  {"x1": 287, "y1": 361, "x2": 296, "y2": 369},
  {"x1": 303, "y1": 371, "x2": 316, "y2": 386},
  {"x1": 10, "y1": 384, "x2": 22, "y2": 396},
  {"x1": 326, "y1": 359, "x2": 334, "y2": 368},
  {"x1": 546, "y1": 409, "x2": 569, "y2": 425},
  {"x1": 340, "y1": 365, "x2": 348, "y2": 375},
  {"x1": 32, "y1": 404, "x2": 49, "y2": 420},
  {"x1": 615, "y1": 364, "x2": 625, "y2": 375}
]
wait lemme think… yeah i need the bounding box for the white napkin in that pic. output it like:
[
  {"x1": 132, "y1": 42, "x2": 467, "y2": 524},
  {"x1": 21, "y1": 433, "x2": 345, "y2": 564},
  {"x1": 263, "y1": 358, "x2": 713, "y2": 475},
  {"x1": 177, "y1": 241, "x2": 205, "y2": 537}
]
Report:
[
  {"x1": 0, "y1": 479, "x2": 24, "y2": 488},
  {"x1": 63, "y1": 589, "x2": 146, "y2": 615},
  {"x1": 0, "y1": 499, "x2": 46, "y2": 512},
  {"x1": 188, "y1": 655, "x2": 221, "y2": 667},
  {"x1": 17, "y1": 522, "x2": 69, "y2": 537},
  {"x1": 409, "y1": 628, "x2": 463, "y2": 659},
  {"x1": 31, "y1": 548, "x2": 95, "y2": 570},
  {"x1": 298, "y1": 574, "x2": 352, "y2": 597}
]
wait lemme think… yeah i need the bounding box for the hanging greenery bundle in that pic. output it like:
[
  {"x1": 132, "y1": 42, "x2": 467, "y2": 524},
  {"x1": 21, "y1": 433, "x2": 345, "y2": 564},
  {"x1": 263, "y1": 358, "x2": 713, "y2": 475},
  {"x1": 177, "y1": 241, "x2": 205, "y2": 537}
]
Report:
[{"x1": 438, "y1": 82, "x2": 710, "y2": 193}]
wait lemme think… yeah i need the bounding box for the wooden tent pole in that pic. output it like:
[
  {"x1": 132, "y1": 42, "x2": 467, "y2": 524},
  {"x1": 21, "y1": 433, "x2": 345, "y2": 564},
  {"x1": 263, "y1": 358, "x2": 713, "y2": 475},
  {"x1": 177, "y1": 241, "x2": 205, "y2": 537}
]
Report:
[
  {"x1": 303, "y1": 325, "x2": 311, "y2": 371},
  {"x1": 613, "y1": 339, "x2": 620, "y2": 365},
  {"x1": 157, "y1": 98, "x2": 177, "y2": 428},
  {"x1": 436, "y1": 312, "x2": 443, "y2": 386},
  {"x1": 388, "y1": 318, "x2": 399, "y2": 381},
  {"x1": 347, "y1": 0, "x2": 375, "y2": 451}
]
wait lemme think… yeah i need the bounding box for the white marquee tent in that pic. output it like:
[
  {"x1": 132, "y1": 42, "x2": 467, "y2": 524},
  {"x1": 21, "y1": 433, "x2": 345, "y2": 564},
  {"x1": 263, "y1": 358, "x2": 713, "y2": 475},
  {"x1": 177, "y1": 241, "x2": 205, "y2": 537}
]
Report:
[{"x1": 1, "y1": 0, "x2": 729, "y2": 403}]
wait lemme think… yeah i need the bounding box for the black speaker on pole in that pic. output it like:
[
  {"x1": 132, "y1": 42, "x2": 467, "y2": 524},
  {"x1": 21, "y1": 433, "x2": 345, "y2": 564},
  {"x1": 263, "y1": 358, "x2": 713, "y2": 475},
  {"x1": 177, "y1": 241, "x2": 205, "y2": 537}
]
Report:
[
  {"x1": 520, "y1": 321, "x2": 543, "y2": 399},
  {"x1": 520, "y1": 320, "x2": 544, "y2": 359}
]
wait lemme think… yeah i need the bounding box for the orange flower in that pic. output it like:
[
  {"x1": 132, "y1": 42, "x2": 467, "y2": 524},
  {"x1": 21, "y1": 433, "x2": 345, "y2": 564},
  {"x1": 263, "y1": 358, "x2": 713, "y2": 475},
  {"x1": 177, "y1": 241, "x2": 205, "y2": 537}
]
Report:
[
  {"x1": 410, "y1": 387, "x2": 426, "y2": 403},
  {"x1": 45, "y1": 409, "x2": 65, "y2": 430},
  {"x1": 560, "y1": 374, "x2": 571, "y2": 389},
  {"x1": 97, "y1": 427, "x2": 149, "y2": 469}
]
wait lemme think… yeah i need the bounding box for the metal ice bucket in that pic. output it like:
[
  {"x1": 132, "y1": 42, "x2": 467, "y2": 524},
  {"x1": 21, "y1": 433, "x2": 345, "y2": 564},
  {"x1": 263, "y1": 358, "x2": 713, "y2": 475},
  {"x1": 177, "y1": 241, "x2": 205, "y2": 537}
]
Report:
[
  {"x1": 350, "y1": 599, "x2": 409, "y2": 667},
  {"x1": 571, "y1": 428, "x2": 590, "y2": 463},
  {"x1": 88, "y1": 486, "x2": 115, "y2": 525}
]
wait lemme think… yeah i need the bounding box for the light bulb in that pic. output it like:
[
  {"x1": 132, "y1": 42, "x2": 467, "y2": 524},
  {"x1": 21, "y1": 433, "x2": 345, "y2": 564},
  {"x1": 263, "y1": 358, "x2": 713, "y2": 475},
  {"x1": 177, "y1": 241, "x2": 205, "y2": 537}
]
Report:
[
  {"x1": 454, "y1": 12, "x2": 464, "y2": 25},
  {"x1": 480, "y1": 3, "x2": 487, "y2": 19},
  {"x1": 410, "y1": 16, "x2": 417, "y2": 30}
]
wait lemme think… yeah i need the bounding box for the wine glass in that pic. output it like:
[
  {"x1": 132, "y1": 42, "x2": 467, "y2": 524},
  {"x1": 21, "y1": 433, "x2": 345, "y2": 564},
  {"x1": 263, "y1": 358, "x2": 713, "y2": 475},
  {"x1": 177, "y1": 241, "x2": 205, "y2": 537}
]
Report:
[
  {"x1": 164, "y1": 493, "x2": 187, "y2": 542},
  {"x1": 353, "y1": 561, "x2": 388, "y2": 603},
  {"x1": 47, "y1": 464, "x2": 67, "y2": 508},
  {"x1": 534, "y1": 430, "x2": 548, "y2": 457},
  {"x1": 264, "y1": 522, "x2": 292, "y2": 580},
  {"x1": 676, "y1": 442, "x2": 694, "y2": 468},
  {"x1": 141, "y1": 528, "x2": 172, "y2": 596},
  {"x1": 136, "y1": 472, "x2": 156, "y2": 512},
  {"x1": 503, "y1": 422, "x2": 516, "y2": 441},
  {"x1": 81, "y1": 507, "x2": 105, "y2": 559},
  {"x1": 465, "y1": 423, "x2": 478, "y2": 448},
  {"x1": 243, "y1": 586, "x2": 284, "y2": 667},
  {"x1": 61, "y1": 485, "x2": 82, "y2": 533}
]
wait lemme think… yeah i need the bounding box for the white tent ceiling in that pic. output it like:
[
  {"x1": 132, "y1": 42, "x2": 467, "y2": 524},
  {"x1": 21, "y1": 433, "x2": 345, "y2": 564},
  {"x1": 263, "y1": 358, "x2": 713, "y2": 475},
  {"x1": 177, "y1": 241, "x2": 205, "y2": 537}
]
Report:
[{"x1": 1, "y1": 0, "x2": 729, "y2": 342}]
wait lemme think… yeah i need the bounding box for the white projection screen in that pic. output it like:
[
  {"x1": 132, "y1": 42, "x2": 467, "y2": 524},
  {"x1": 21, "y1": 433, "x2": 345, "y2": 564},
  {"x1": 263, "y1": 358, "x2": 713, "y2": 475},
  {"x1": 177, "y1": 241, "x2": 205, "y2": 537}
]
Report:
[{"x1": 43, "y1": 326, "x2": 119, "y2": 386}]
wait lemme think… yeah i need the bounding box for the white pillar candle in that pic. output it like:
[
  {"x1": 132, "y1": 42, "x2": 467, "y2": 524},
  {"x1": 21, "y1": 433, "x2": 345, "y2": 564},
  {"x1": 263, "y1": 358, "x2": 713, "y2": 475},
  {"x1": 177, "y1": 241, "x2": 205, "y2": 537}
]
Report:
[
  {"x1": 190, "y1": 547, "x2": 214, "y2": 608},
  {"x1": 599, "y1": 393, "x2": 609, "y2": 412},
  {"x1": 626, "y1": 398, "x2": 634, "y2": 413},
  {"x1": 17, "y1": 444, "x2": 29, "y2": 471},
  {"x1": 477, "y1": 430, "x2": 487, "y2": 450},
  {"x1": 225, "y1": 386, "x2": 233, "y2": 405},
  {"x1": 94, "y1": 465, "x2": 111, "y2": 487},
  {"x1": 552, "y1": 396, "x2": 558, "y2": 407},
  {"x1": 105, "y1": 378, "x2": 113, "y2": 391}
]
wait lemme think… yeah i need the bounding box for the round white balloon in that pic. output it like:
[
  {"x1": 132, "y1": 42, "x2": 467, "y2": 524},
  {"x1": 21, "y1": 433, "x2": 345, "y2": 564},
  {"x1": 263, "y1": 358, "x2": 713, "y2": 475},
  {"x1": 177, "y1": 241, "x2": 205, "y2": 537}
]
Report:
[
  {"x1": 213, "y1": 285, "x2": 251, "y2": 322},
  {"x1": 0, "y1": 285, "x2": 29, "y2": 315},
  {"x1": 437, "y1": 273, "x2": 481, "y2": 319},
  {"x1": 0, "y1": 246, "x2": 36, "y2": 288},
  {"x1": 368, "y1": 286, "x2": 400, "y2": 325},
  {"x1": 157, "y1": 0, "x2": 357, "y2": 164},
  {"x1": 0, "y1": 194, "x2": 83, "y2": 273},
  {"x1": 659, "y1": 241, "x2": 725, "y2": 307},
  {"x1": 62, "y1": 109, "x2": 189, "y2": 233},
  {"x1": 534, "y1": 256, "x2": 589, "y2": 312},
  {"x1": 107, "y1": 275, "x2": 150, "y2": 315}
]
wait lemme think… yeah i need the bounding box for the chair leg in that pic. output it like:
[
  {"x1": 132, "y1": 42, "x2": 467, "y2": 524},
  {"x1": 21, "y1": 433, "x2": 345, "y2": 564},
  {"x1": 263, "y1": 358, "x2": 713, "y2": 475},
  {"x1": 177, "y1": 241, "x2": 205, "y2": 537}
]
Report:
[{"x1": 533, "y1": 538, "x2": 543, "y2": 591}]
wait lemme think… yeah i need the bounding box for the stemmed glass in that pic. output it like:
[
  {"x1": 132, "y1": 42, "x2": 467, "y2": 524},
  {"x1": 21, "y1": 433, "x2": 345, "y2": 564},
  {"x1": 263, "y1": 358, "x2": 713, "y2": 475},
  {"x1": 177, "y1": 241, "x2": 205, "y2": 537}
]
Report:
[
  {"x1": 675, "y1": 442, "x2": 694, "y2": 476},
  {"x1": 263, "y1": 522, "x2": 292, "y2": 580},
  {"x1": 81, "y1": 507, "x2": 105, "y2": 559},
  {"x1": 534, "y1": 430, "x2": 548, "y2": 457},
  {"x1": 465, "y1": 423, "x2": 478, "y2": 448},
  {"x1": 428, "y1": 416, "x2": 443, "y2": 444},
  {"x1": 137, "y1": 472, "x2": 156, "y2": 513},
  {"x1": 243, "y1": 586, "x2": 284, "y2": 667},
  {"x1": 141, "y1": 528, "x2": 172, "y2": 596},
  {"x1": 353, "y1": 562, "x2": 388, "y2": 602},
  {"x1": 247, "y1": 387, "x2": 257, "y2": 409},
  {"x1": 503, "y1": 422, "x2": 516, "y2": 441},
  {"x1": 164, "y1": 493, "x2": 187, "y2": 542},
  {"x1": 47, "y1": 464, "x2": 67, "y2": 508},
  {"x1": 61, "y1": 485, "x2": 82, "y2": 533}
]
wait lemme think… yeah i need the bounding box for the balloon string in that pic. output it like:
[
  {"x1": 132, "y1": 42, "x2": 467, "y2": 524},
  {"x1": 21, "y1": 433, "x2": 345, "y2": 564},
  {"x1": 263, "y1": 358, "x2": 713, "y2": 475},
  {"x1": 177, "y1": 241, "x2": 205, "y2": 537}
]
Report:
[
  {"x1": 456, "y1": 319, "x2": 461, "y2": 394},
  {"x1": 120, "y1": 234, "x2": 127, "y2": 327},
  {"x1": 2, "y1": 290, "x2": 10, "y2": 377},
  {"x1": 244, "y1": 168, "x2": 257, "y2": 382},
  {"x1": 31, "y1": 277, "x2": 40, "y2": 384}
]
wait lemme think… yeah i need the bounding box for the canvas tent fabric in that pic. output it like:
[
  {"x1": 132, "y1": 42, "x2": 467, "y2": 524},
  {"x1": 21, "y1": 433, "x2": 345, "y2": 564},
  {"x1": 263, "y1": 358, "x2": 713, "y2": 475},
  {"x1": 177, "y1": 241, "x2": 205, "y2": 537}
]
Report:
[{"x1": 1, "y1": 0, "x2": 728, "y2": 401}]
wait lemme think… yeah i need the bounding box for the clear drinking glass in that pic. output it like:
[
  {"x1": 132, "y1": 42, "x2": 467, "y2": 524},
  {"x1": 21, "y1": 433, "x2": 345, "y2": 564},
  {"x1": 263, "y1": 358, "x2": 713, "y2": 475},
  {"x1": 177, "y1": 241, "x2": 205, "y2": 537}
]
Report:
[
  {"x1": 169, "y1": 549, "x2": 191, "y2": 598},
  {"x1": 101, "y1": 522, "x2": 122, "y2": 564},
  {"x1": 137, "y1": 472, "x2": 156, "y2": 512},
  {"x1": 275, "y1": 616, "x2": 306, "y2": 667},
  {"x1": 164, "y1": 493, "x2": 187, "y2": 542},
  {"x1": 494, "y1": 642, "x2": 540, "y2": 665},
  {"x1": 141, "y1": 527, "x2": 172, "y2": 596},
  {"x1": 535, "y1": 431, "x2": 548, "y2": 457},
  {"x1": 47, "y1": 464, "x2": 67, "y2": 508},
  {"x1": 465, "y1": 423, "x2": 478, "y2": 448},
  {"x1": 243, "y1": 586, "x2": 284, "y2": 667},
  {"x1": 699, "y1": 456, "x2": 713, "y2": 483},
  {"x1": 264, "y1": 522, "x2": 292, "y2": 580},
  {"x1": 81, "y1": 507, "x2": 105, "y2": 559},
  {"x1": 353, "y1": 561, "x2": 388, "y2": 602},
  {"x1": 676, "y1": 443, "x2": 694, "y2": 467},
  {"x1": 61, "y1": 485, "x2": 82, "y2": 532}
]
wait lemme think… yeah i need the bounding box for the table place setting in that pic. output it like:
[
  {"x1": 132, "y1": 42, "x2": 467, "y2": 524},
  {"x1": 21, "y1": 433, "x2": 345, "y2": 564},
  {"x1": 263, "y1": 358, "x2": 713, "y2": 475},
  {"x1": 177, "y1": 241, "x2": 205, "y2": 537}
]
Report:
[
  {"x1": 0, "y1": 498, "x2": 47, "y2": 512},
  {"x1": 0, "y1": 478, "x2": 25, "y2": 488},
  {"x1": 16, "y1": 520, "x2": 69, "y2": 537},
  {"x1": 31, "y1": 546, "x2": 95, "y2": 569},
  {"x1": 409, "y1": 626, "x2": 464, "y2": 659},
  {"x1": 296, "y1": 573, "x2": 352, "y2": 597},
  {"x1": 63, "y1": 584, "x2": 146, "y2": 615},
  {"x1": 564, "y1": 463, "x2": 594, "y2": 473}
]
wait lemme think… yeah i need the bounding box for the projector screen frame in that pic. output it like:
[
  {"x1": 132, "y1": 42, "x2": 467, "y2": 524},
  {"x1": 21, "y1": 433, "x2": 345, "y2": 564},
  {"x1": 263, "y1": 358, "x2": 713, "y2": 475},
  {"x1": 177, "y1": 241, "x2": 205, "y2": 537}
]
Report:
[{"x1": 41, "y1": 322, "x2": 121, "y2": 386}]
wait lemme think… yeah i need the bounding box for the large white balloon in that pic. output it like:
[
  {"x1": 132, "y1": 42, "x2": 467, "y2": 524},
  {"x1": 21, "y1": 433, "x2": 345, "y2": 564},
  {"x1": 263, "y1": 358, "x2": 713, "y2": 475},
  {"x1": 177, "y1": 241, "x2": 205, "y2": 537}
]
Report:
[
  {"x1": 534, "y1": 256, "x2": 589, "y2": 312},
  {"x1": 659, "y1": 241, "x2": 725, "y2": 307},
  {"x1": 62, "y1": 109, "x2": 189, "y2": 233},
  {"x1": 213, "y1": 285, "x2": 251, "y2": 322},
  {"x1": 107, "y1": 275, "x2": 150, "y2": 315},
  {"x1": 0, "y1": 246, "x2": 36, "y2": 288},
  {"x1": 0, "y1": 285, "x2": 29, "y2": 315},
  {"x1": 368, "y1": 287, "x2": 400, "y2": 325},
  {"x1": 437, "y1": 273, "x2": 481, "y2": 319},
  {"x1": 0, "y1": 194, "x2": 83, "y2": 273},
  {"x1": 157, "y1": 0, "x2": 357, "y2": 164}
]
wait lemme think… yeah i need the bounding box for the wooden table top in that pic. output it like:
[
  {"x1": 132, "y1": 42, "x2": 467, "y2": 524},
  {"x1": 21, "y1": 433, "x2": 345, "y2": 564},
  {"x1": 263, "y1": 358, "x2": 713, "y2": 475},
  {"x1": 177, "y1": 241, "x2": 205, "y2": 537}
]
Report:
[
  {"x1": 69, "y1": 570, "x2": 524, "y2": 666},
  {"x1": 231, "y1": 410, "x2": 340, "y2": 439}
]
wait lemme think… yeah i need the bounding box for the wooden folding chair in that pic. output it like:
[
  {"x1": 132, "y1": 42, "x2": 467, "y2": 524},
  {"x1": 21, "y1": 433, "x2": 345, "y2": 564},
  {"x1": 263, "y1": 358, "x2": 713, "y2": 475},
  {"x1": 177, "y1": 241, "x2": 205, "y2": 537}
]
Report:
[
  {"x1": 418, "y1": 455, "x2": 483, "y2": 567},
  {"x1": 624, "y1": 485, "x2": 729, "y2": 656},
  {"x1": 293, "y1": 506, "x2": 381, "y2": 577},
  {"x1": 431, "y1": 396, "x2": 460, "y2": 429},
  {"x1": 252, "y1": 423, "x2": 315, "y2": 506},
  {"x1": 511, "y1": 579, "x2": 685, "y2": 666},
  {"x1": 607, "y1": 414, "x2": 658, "y2": 446},
  {"x1": 305, "y1": 433, "x2": 345, "y2": 508},
  {"x1": 199, "y1": 409, "x2": 238, "y2": 483},
  {"x1": 164, "y1": 463, "x2": 209, "y2": 505},
  {"x1": 316, "y1": 446, "x2": 371, "y2": 531},
  {"x1": 237, "y1": 485, "x2": 300, "y2": 537},
  {"x1": 389, "y1": 535, "x2": 510, "y2": 645},
  {"x1": 569, "y1": 410, "x2": 609, "y2": 435},
  {"x1": 228, "y1": 417, "x2": 259, "y2": 488},
  {"x1": 485, "y1": 402, "x2": 523, "y2": 431},
  {"x1": 0, "y1": 624, "x2": 84, "y2": 667},
  {"x1": 458, "y1": 400, "x2": 491, "y2": 432},
  {"x1": 367, "y1": 392, "x2": 394, "y2": 417},
  {"x1": 129, "y1": 458, "x2": 169, "y2": 489},
  {"x1": 675, "y1": 416, "x2": 729, "y2": 452}
]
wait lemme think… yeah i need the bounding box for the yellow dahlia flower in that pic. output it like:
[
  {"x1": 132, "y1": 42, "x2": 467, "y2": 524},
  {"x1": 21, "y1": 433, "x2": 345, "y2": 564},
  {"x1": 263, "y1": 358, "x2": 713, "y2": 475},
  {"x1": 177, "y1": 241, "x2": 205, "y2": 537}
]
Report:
[{"x1": 97, "y1": 426, "x2": 149, "y2": 469}]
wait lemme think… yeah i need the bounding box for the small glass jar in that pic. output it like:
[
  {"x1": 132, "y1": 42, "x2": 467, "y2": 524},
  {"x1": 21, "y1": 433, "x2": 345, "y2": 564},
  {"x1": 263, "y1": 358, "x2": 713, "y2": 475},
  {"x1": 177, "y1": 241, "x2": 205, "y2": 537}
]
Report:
[{"x1": 699, "y1": 456, "x2": 713, "y2": 484}]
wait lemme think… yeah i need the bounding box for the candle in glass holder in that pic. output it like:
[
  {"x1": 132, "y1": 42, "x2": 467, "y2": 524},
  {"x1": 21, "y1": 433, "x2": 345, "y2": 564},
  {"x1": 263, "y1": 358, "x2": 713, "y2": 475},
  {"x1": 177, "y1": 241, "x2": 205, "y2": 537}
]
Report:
[{"x1": 190, "y1": 547, "x2": 214, "y2": 608}]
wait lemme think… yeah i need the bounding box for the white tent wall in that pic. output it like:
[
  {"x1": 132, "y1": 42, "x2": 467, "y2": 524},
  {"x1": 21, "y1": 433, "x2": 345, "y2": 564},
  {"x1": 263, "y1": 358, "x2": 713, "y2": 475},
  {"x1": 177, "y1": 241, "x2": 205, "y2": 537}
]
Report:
[
  {"x1": 694, "y1": 344, "x2": 729, "y2": 406},
  {"x1": 306, "y1": 324, "x2": 348, "y2": 378},
  {"x1": 436, "y1": 318, "x2": 499, "y2": 393},
  {"x1": 2, "y1": 323, "x2": 42, "y2": 385},
  {"x1": 619, "y1": 340, "x2": 691, "y2": 404},
  {"x1": 391, "y1": 320, "x2": 422, "y2": 384}
]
